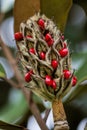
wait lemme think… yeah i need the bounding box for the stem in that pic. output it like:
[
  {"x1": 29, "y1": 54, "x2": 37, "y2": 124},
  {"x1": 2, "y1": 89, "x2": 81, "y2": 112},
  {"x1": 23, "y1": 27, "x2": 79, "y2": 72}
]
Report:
[
  {"x1": 52, "y1": 98, "x2": 69, "y2": 130},
  {"x1": 28, "y1": 92, "x2": 49, "y2": 130},
  {"x1": 43, "y1": 109, "x2": 50, "y2": 122},
  {"x1": 0, "y1": 39, "x2": 23, "y2": 86}
]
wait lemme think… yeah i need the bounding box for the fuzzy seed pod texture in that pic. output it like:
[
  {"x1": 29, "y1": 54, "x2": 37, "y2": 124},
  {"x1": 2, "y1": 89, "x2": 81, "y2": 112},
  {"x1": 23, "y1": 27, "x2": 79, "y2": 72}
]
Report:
[{"x1": 15, "y1": 13, "x2": 77, "y2": 102}]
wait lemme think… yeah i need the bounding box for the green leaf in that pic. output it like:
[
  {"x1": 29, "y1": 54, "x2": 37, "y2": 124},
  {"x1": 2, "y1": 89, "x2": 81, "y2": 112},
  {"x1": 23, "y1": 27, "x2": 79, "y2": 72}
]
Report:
[
  {"x1": 73, "y1": 0, "x2": 87, "y2": 15},
  {"x1": 0, "y1": 120, "x2": 27, "y2": 130},
  {"x1": 0, "y1": 64, "x2": 6, "y2": 78},
  {"x1": 41, "y1": 0, "x2": 72, "y2": 31},
  {"x1": 0, "y1": 90, "x2": 28, "y2": 124},
  {"x1": 63, "y1": 52, "x2": 87, "y2": 103},
  {"x1": 72, "y1": 52, "x2": 87, "y2": 70},
  {"x1": 66, "y1": 84, "x2": 87, "y2": 116},
  {"x1": 72, "y1": 52, "x2": 87, "y2": 84},
  {"x1": 14, "y1": 0, "x2": 72, "y2": 32}
]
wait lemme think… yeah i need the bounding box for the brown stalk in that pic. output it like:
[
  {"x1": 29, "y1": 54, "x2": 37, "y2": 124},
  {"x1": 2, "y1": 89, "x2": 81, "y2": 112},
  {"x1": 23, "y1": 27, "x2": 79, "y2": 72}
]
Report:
[
  {"x1": 43, "y1": 109, "x2": 50, "y2": 123},
  {"x1": 52, "y1": 98, "x2": 69, "y2": 130},
  {"x1": 0, "y1": 77, "x2": 20, "y2": 89}
]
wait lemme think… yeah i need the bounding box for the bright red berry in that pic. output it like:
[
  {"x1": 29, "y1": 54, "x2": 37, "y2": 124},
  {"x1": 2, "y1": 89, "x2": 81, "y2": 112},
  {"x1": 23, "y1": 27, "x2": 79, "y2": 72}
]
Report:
[
  {"x1": 38, "y1": 18, "x2": 45, "y2": 29},
  {"x1": 47, "y1": 39, "x2": 54, "y2": 46},
  {"x1": 45, "y1": 33, "x2": 52, "y2": 42},
  {"x1": 25, "y1": 70, "x2": 33, "y2": 82},
  {"x1": 45, "y1": 75, "x2": 52, "y2": 86},
  {"x1": 52, "y1": 80, "x2": 57, "y2": 89},
  {"x1": 59, "y1": 48, "x2": 68, "y2": 57},
  {"x1": 14, "y1": 32, "x2": 23, "y2": 41},
  {"x1": 29, "y1": 48, "x2": 35, "y2": 54},
  {"x1": 40, "y1": 52, "x2": 46, "y2": 60},
  {"x1": 45, "y1": 33, "x2": 54, "y2": 46},
  {"x1": 63, "y1": 70, "x2": 71, "y2": 79},
  {"x1": 51, "y1": 59, "x2": 58, "y2": 69},
  {"x1": 72, "y1": 76, "x2": 77, "y2": 86}
]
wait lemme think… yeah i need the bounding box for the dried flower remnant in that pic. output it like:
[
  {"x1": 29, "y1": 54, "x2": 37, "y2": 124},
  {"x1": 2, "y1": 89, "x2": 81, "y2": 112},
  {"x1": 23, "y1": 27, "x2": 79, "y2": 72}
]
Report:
[{"x1": 15, "y1": 13, "x2": 77, "y2": 130}]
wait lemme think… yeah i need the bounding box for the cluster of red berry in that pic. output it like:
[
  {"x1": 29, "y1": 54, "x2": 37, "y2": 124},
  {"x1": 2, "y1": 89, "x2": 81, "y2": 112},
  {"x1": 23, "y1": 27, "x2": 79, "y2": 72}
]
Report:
[
  {"x1": 37, "y1": 18, "x2": 77, "y2": 88},
  {"x1": 14, "y1": 18, "x2": 77, "y2": 91}
]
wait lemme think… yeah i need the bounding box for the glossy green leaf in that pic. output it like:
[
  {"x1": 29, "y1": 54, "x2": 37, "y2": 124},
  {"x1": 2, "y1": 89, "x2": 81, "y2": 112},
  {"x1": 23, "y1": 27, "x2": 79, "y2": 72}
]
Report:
[
  {"x1": 73, "y1": 0, "x2": 87, "y2": 15},
  {"x1": 0, "y1": 90, "x2": 28, "y2": 124},
  {"x1": 66, "y1": 84, "x2": 87, "y2": 116},
  {"x1": 72, "y1": 52, "x2": 87, "y2": 84},
  {"x1": 0, "y1": 120, "x2": 27, "y2": 130},
  {"x1": 41, "y1": 0, "x2": 72, "y2": 31},
  {"x1": 72, "y1": 52, "x2": 87, "y2": 71},
  {"x1": 0, "y1": 64, "x2": 6, "y2": 78},
  {"x1": 63, "y1": 52, "x2": 87, "y2": 103}
]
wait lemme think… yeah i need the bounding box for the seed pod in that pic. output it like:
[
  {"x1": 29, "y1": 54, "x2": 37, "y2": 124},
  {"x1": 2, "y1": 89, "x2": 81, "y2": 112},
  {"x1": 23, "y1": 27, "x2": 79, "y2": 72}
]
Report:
[
  {"x1": 15, "y1": 13, "x2": 77, "y2": 130},
  {"x1": 15, "y1": 13, "x2": 77, "y2": 101}
]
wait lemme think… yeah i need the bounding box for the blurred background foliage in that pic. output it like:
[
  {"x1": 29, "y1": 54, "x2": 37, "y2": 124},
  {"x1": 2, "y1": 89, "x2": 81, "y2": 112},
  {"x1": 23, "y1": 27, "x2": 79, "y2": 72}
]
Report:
[{"x1": 0, "y1": 0, "x2": 87, "y2": 130}]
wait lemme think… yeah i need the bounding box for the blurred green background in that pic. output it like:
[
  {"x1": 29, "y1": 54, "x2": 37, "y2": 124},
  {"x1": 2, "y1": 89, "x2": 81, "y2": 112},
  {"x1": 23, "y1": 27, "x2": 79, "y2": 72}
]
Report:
[{"x1": 0, "y1": 0, "x2": 87, "y2": 130}]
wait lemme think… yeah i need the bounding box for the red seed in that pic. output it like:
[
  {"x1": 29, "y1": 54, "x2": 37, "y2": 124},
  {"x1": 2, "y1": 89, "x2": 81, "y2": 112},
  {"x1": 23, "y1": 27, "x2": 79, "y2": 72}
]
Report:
[
  {"x1": 52, "y1": 80, "x2": 57, "y2": 89},
  {"x1": 38, "y1": 18, "x2": 45, "y2": 29},
  {"x1": 59, "y1": 48, "x2": 68, "y2": 57},
  {"x1": 63, "y1": 70, "x2": 71, "y2": 79},
  {"x1": 14, "y1": 32, "x2": 23, "y2": 41},
  {"x1": 45, "y1": 75, "x2": 52, "y2": 86},
  {"x1": 29, "y1": 48, "x2": 35, "y2": 54},
  {"x1": 45, "y1": 33, "x2": 54, "y2": 46},
  {"x1": 45, "y1": 33, "x2": 52, "y2": 42},
  {"x1": 40, "y1": 52, "x2": 46, "y2": 60},
  {"x1": 47, "y1": 38, "x2": 54, "y2": 46},
  {"x1": 72, "y1": 76, "x2": 77, "y2": 86},
  {"x1": 51, "y1": 60, "x2": 58, "y2": 69},
  {"x1": 25, "y1": 70, "x2": 33, "y2": 82}
]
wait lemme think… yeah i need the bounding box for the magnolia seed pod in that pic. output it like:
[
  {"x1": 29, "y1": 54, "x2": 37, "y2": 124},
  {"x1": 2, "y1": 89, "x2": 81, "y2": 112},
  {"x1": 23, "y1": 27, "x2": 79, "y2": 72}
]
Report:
[
  {"x1": 15, "y1": 13, "x2": 77, "y2": 130},
  {"x1": 15, "y1": 13, "x2": 77, "y2": 101}
]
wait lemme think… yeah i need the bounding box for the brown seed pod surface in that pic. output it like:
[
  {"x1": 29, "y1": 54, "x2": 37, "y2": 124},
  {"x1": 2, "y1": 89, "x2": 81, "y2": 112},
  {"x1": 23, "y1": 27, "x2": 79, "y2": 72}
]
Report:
[{"x1": 15, "y1": 13, "x2": 76, "y2": 101}]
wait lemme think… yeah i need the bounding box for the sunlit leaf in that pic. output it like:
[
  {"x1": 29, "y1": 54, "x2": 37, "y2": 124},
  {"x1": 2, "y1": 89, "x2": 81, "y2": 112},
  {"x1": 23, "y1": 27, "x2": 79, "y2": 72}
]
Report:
[
  {"x1": 41, "y1": 0, "x2": 72, "y2": 31},
  {"x1": 0, "y1": 120, "x2": 27, "y2": 130},
  {"x1": 14, "y1": 0, "x2": 40, "y2": 32},
  {"x1": 73, "y1": 0, "x2": 87, "y2": 15},
  {"x1": 0, "y1": 64, "x2": 6, "y2": 78}
]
